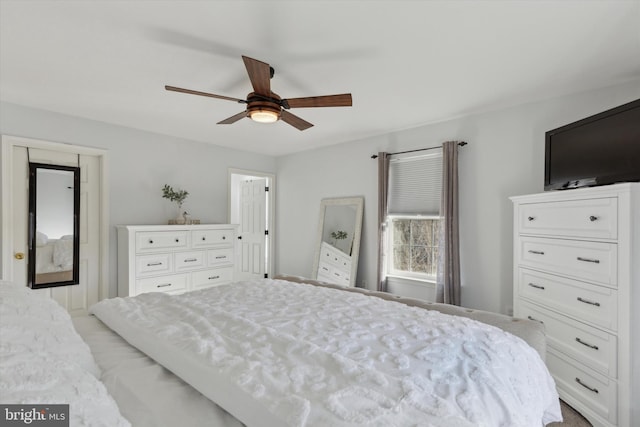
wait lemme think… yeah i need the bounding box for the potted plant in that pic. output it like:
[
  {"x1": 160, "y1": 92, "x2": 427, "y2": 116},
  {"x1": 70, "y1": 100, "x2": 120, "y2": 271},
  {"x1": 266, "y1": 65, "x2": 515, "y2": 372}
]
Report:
[
  {"x1": 330, "y1": 230, "x2": 348, "y2": 245},
  {"x1": 162, "y1": 184, "x2": 189, "y2": 224}
]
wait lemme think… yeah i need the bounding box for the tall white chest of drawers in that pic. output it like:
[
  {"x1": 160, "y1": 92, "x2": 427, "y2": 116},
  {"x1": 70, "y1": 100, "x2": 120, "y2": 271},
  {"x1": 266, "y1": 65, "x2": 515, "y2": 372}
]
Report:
[
  {"x1": 511, "y1": 183, "x2": 640, "y2": 427},
  {"x1": 117, "y1": 224, "x2": 237, "y2": 297}
]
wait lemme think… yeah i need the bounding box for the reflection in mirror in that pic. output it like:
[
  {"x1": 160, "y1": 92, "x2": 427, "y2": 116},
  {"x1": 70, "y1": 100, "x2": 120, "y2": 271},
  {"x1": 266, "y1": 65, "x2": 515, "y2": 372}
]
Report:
[
  {"x1": 312, "y1": 197, "x2": 364, "y2": 287},
  {"x1": 28, "y1": 163, "x2": 80, "y2": 289}
]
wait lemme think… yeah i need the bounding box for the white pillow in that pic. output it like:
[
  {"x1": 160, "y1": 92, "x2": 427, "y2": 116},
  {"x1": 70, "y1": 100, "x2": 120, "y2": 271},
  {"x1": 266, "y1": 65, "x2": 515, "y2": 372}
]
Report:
[{"x1": 36, "y1": 231, "x2": 48, "y2": 247}]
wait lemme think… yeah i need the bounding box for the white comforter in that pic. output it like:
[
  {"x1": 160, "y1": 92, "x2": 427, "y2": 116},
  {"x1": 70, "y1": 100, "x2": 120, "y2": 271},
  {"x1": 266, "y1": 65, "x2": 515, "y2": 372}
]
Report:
[
  {"x1": 0, "y1": 282, "x2": 130, "y2": 427},
  {"x1": 90, "y1": 279, "x2": 561, "y2": 427}
]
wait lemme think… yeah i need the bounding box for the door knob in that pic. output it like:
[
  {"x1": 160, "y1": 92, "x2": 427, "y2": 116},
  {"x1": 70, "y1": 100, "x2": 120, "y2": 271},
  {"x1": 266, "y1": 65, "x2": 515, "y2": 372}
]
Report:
[{"x1": 14, "y1": 252, "x2": 25, "y2": 260}]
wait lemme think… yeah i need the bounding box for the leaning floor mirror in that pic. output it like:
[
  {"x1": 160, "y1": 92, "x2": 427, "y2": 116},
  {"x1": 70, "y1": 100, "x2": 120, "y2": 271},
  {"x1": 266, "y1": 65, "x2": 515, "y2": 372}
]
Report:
[
  {"x1": 312, "y1": 197, "x2": 364, "y2": 287},
  {"x1": 28, "y1": 162, "x2": 80, "y2": 289}
]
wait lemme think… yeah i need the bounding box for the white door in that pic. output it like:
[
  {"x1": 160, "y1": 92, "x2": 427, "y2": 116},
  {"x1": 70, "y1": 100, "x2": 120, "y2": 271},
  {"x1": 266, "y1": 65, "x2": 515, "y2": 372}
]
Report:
[
  {"x1": 237, "y1": 178, "x2": 267, "y2": 280},
  {"x1": 8, "y1": 143, "x2": 101, "y2": 315}
]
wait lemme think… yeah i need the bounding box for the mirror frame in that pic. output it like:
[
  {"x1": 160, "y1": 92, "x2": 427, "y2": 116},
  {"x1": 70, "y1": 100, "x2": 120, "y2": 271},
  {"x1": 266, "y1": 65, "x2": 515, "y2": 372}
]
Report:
[
  {"x1": 312, "y1": 196, "x2": 364, "y2": 287},
  {"x1": 28, "y1": 162, "x2": 80, "y2": 289}
]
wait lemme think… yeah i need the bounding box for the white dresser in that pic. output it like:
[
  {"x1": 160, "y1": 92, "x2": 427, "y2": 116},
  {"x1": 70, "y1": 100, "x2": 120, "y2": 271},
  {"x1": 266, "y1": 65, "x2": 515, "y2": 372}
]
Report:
[
  {"x1": 511, "y1": 183, "x2": 640, "y2": 427},
  {"x1": 117, "y1": 224, "x2": 237, "y2": 297},
  {"x1": 316, "y1": 241, "x2": 352, "y2": 286}
]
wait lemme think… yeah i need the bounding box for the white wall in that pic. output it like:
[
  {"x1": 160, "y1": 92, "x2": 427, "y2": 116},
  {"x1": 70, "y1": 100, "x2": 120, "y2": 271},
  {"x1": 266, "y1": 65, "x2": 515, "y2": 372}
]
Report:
[
  {"x1": 0, "y1": 102, "x2": 277, "y2": 296},
  {"x1": 275, "y1": 79, "x2": 640, "y2": 314}
]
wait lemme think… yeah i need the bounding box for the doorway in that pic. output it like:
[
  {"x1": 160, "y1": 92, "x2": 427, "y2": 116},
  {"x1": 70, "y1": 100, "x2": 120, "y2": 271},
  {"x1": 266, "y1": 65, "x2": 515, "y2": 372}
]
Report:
[
  {"x1": 228, "y1": 169, "x2": 275, "y2": 281},
  {"x1": 1, "y1": 135, "x2": 109, "y2": 314}
]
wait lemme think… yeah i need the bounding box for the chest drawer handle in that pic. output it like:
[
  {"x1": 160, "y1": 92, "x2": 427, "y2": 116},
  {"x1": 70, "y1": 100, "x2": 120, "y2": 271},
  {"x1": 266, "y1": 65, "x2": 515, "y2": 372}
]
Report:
[
  {"x1": 208, "y1": 275, "x2": 220, "y2": 280},
  {"x1": 528, "y1": 250, "x2": 545, "y2": 255},
  {"x1": 215, "y1": 255, "x2": 227, "y2": 259},
  {"x1": 575, "y1": 378, "x2": 599, "y2": 394},
  {"x1": 575, "y1": 337, "x2": 599, "y2": 350},
  {"x1": 577, "y1": 297, "x2": 601, "y2": 307},
  {"x1": 589, "y1": 215, "x2": 598, "y2": 222},
  {"x1": 577, "y1": 256, "x2": 600, "y2": 264},
  {"x1": 527, "y1": 216, "x2": 535, "y2": 221},
  {"x1": 183, "y1": 258, "x2": 198, "y2": 263},
  {"x1": 147, "y1": 262, "x2": 163, "y2": 266},
  {"x1": 527, "y1": 315, "x2": 543, "y2": 324},
  {"x1": 528, "y1": 283, "x2": 545, "y2": 290},
  {"x1": 157, "y1": 283, "x2": 172, "y2": 288}
]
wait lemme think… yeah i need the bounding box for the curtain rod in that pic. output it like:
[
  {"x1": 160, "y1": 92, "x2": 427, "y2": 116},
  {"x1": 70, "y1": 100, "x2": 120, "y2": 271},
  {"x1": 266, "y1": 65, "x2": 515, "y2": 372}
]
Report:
[{"x1": 370, "y1": 141, "x2": 467, "y2": 159}]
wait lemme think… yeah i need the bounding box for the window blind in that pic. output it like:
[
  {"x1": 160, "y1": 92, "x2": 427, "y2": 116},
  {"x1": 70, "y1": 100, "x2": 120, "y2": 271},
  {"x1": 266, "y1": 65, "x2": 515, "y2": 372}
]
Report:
[{"x1": 387, "y1": 151, "x2": 442, "y2": 215}]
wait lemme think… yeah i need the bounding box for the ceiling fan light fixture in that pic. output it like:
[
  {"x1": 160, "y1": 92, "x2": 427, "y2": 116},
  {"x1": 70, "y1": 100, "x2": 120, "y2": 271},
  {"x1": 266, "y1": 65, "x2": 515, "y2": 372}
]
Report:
[{"x1": 250, "y1": 109, "x2": 279, "y2": 123}]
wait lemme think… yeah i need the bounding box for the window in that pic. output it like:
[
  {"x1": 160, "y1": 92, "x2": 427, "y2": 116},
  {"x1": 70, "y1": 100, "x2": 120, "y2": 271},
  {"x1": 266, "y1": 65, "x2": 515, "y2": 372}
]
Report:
[
  {"x1": 389, "y1": 217, "x2": 440, "y2": 278},
  {"x1": 385, "y1": 151, "x2": 442, "y2": 282}
]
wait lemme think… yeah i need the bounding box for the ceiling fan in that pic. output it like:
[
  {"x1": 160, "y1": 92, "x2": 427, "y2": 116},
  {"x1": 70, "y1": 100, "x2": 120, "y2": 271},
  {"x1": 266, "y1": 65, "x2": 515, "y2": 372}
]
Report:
[{"x1": 165, "y1": 55, "x2": 353, "y2": 131}]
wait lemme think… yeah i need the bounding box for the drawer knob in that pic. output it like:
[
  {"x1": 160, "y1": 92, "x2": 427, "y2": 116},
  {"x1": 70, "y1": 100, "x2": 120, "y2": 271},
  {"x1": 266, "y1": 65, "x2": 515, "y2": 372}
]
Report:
[
  {"x1": 575, "y1": 337, "x2": 599, "y2": 350},
  {"x1": 222, "y1": 236, "x2": 226, "y2": 240},
  {"x1": 175, "y1": 238, "x2": 180, "y2": 243},
  {"x1": 202, "y1": 237, "x2": 206, "y2": 241},
  {"x1": 527, "y1": 315, "x2": 543, "y2": 324},
  {"x1": 577, "y1": 296, "x2": 601, "y2": 307},
  {"x1": 589, "y1": 215, "x2": 598, "y2": 222},
  {"x1": 149, "y1": 239, "x2": 154, "y2": 244},
  {"x1": 527, "y1": 216, "x2": 535, "y2": 221},
  {"x1": 575, "y1": 378, "x2": 599, "y2": 394}
]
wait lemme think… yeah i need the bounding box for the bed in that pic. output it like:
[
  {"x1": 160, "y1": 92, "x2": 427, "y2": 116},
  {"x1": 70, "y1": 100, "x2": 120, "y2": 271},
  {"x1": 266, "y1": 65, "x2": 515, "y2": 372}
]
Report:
[
  {"x1": 34, "y1": 231, "x2": 74, "y2": 284},
  {"x1": 1, "y1": 276, "x2": 563, "y2": 427}
]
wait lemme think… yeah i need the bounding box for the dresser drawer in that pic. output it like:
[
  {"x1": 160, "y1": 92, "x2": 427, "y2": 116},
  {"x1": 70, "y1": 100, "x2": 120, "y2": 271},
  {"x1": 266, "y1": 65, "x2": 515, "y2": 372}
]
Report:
[
  {"x1": 136, "y1": 253, "x2": 172, "y2": 276},
  {"x1": 192, "y1": 267, "x2": 234, "y2": 290},
  {"x1": 547, "y1": 347, "x2": 617, "y2": 425},
  {"x1": 320, "y1": 243, "x2": 351, "y2": 270},
  {"x1": 191, "y1": 229, "x2": 234, "y2": 248},
  {"x1": 518, "y1": 301, "x2": 617, "y2": 378},
  {"x1": 518, "y1": 197, "x2": 617, "y2": 239},
  {"x1": 136, "y1": 273, "x2": 187, "y2": 294},
  {"x1": 518, "y1": 236, "x2": 617, "y2": 286},
  {"x1": 518, "y1": 269, "x2": 617, "y2": 330},
  {"x1": 174, "y1": 251, "x2": 206, "y2": 271},
  {"x1": 136, "y1": 231, "x2": 188, "y2": 252},
  {"x1": 317, "y1": 262, "x2": 350, "y2": 286},
  {"x1": 207, "y1": 248, "x2": 234, "y2": 266}
]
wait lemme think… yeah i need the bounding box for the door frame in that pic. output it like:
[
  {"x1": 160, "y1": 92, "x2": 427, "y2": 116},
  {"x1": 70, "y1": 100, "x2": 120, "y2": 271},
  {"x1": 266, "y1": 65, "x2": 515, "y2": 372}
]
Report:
[
  {"x1": 1, "y1": 135, "x2": 110, "y2": 300},
  {"x1": 228, "y1": 168, "x2": 275, "y2": 278}
]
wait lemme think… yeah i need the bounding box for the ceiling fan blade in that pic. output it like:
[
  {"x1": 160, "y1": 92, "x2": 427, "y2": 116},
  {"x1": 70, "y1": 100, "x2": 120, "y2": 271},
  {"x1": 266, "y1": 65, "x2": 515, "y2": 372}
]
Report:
[
  {"x1": 217, "y1": 111, "x2": 248, "y2": 124},
  {"x1": 281, "y1": 110, "x2": 313, "y2": 131},
  {"x1": 242, "y1": 56, "x2": 272, "y2": 96},
  {"x1": 165, "y1": 85, "x2": 245, "y2": 103},
  {"x1": 283, "y1": 93, "x2": 352, "y2": 108}
]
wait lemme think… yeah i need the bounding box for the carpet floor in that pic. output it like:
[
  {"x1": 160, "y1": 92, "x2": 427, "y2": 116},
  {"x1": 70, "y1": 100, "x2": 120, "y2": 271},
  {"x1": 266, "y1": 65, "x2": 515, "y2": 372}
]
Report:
[{"x1": 548, "y1": 400, "x2": 592, "y2": 427}]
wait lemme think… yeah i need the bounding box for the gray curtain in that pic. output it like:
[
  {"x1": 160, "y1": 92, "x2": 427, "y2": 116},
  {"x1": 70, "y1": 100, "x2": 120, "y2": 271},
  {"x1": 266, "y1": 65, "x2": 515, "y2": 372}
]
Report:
[
  {"x1": 376, "y1": 152, "x2": 390, "y2": 292},
  {"x1": 436, "y1": 141, "x2": 461, "y2": 305}
]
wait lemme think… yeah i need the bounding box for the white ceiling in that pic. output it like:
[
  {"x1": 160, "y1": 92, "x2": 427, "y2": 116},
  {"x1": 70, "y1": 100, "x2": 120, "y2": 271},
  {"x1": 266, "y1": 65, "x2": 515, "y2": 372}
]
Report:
[{"x1": 1, "y1": 1, "x2": 639, "y2": 157}]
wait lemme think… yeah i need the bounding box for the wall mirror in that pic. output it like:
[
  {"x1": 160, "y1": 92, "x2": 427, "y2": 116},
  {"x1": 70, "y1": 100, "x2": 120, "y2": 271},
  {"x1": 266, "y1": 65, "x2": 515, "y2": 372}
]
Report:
[
  {"x1": 28, "y1": 162, "x2": 80, "y2": 289},
  {"x1": 312, "y1": 197, "x2": 364, "y2": 287}
]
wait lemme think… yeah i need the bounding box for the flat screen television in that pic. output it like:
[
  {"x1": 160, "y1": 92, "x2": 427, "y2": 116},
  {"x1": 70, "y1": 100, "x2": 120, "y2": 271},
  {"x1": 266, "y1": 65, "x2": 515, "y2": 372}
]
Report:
[{"x1": 544, "y1": 98, "x2": 640, "y2": 190}]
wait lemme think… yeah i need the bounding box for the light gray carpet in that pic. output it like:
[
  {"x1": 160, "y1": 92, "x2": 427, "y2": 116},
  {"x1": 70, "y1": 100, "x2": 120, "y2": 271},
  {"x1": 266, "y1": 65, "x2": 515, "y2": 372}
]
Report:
[{"x1": 548, "y1": 400, "x2": 592, "y2": 427}]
